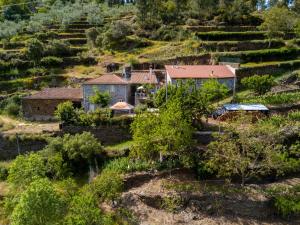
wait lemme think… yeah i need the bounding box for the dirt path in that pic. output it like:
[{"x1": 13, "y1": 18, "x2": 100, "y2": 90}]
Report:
[
  {"x1": 117, "y1": 170, "x2": 299, "y2": 225},
  {"x1": 0, "y1": 116, "x2": 59, "y2": 135}
]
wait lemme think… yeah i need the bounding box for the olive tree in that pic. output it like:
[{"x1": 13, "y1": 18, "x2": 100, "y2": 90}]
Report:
[{"x1": 205, "y1": 117, "x2": 284, "y2": 185}]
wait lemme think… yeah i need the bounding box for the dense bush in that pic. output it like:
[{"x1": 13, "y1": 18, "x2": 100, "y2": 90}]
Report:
[
  {"x1": 241, "y1": 75, "x2": 275, "y2": 94},
  {"x1": 266, "y1": 185, "x2": 300, "y2": 218},
  {"x1": 92, "y1": 170, "x2": 124, "y2": 201},
  {"x1": 40, "y1": 56, "x2": 63, "y2": 67},
  {"x1": 64, "y1": 190, "x2": 103, "y2": 225},
  {"x1": 25, "y1": 38, "x2": 44, "y2": 63},
  {"x1": 7, "y1": 153, "x2": 47, "y2": 190},
  {"x1": 10, "y1": 178, "x2": 65, "y2": 225},
  {"x1": 0, "y1": 166, "x2": 8, "y2": 181},
  {"x1": 0, "y1": 94, "x2": 22, "y2": 116},
  {"x1": 45, "y1": 40, "x2": 71, "y2": 57}
]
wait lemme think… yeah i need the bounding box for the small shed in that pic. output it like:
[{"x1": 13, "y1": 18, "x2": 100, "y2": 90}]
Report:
[
  {"x1": 110, "y1": 101, "x2": 134, "y2": 115},
  {"x1": 22, "y1": 88, "x2": 83, "y2": 120},
  {"x1": 213, "y1": 103, "x2": 269, "y2": 120}
]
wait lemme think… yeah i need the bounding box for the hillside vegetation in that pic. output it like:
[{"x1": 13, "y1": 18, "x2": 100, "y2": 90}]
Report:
[{"x1": 0, "y1": 1, "x2": 300, "y2": 225}]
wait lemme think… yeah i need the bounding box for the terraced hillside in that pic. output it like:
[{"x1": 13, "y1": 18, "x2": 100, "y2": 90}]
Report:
[{"x1": 0, "y1": 18, "x2": 96, "y2": 94}]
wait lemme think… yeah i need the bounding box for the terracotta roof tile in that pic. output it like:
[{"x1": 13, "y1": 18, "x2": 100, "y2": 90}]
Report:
[
  {"x1": 84, "y1": 74, "x2": 128, "y2": 85},
  {"x1": 165, "y1": 65, "x2": 235, "y2": 79},
  {"x1": 130, "y1": 71, "x2": 158, "y2": 84},
  {"x1": 23, "y1": 88, "x2": 82, "y2": 100}
]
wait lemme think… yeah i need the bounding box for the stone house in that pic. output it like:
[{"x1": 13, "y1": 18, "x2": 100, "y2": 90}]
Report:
[
  {"x1": 82, "y1": 68, "x2": 159, "y2": 111},
  {"x1": 165, "y1": 65, "x2": 236, "y2": 90},
  {"x1": 22, "y1": 88, "x2": 82, "y2": 120}
]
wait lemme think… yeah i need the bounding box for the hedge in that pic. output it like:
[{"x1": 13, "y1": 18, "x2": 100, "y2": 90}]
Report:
[
  {"x1": 201, "y1": 39, "x2": 285, "y2": 52},
  {"x1": 196, "y1": 31, "x2": 266, "y2": 41},
  {"x1": 185, "y1": 26, "x2": 257, "y2": 32},
  {"x1": 236, "y1": 59, "x2": 300, "y2": 78},
  {"x1": 214, "y1": 48, "x2": 300, "y2": 63}
]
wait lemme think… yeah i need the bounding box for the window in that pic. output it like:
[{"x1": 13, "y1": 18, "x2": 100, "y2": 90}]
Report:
[
  {"x1": 37, "y1": 107, "x2": 40, "y2": 111},
  {"x1": 110, "y1": 85, "x2": 115, "y2": 93}
]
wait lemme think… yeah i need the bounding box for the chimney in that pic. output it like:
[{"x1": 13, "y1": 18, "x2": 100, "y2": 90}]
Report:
[{"x1": 123, "y1": 66, "x2": 131, "y2": 80}]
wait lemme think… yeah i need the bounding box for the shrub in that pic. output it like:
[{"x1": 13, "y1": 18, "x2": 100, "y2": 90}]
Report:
[
  {"x1": 40, "y1": 56, "x2": 63, "y2": 67},
  {"x1": 241, "y1": 75, "x2": 275, "y2": 95},
  {"x1": 64, "y1": 190, "x2": 103, "y2": 225},
  {"x1": 25, "y1": 67, "x2": 47, "y2": 76},
  {"x1": 3, "y1": 102, "x2": 20, "y2": 117},
  {"x1": 266, "y1": 185, "x2": 300, "y2": 218},
  {"x1": 25, "y1": 38, "x2": 44, "y2": 63},
  {"x1": 0, "y1": 166, "x2": 8, "y2": 181},
  {"x1": 54, "y1": 101, "x2": 77, "y2": 124},
  {"x1": 45, "y1": 39, "x2": 71, "y2": 57},
  {"x1": 11, "y1": 178, "x2": 65, "y2": 225},
  {"x1": 92, "y1": 170, "x2": 124, "y2": 201},
  {"x1": 8, "y1": 153, "x2": 47, "y2": 190}
]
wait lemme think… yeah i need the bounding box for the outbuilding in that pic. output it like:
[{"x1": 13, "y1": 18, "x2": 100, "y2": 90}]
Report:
[{"x1": 22, "y1": 88, "x2": 83, "y2": 120}]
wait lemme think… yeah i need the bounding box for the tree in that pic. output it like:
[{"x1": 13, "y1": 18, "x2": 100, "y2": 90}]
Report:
[
  {"x1": 11, "y1": 179, "x2": 65, "y2": 225},
  {"x1": 8, "y1": 153, "x2": 46, "y2": 190},
  {"x1": 241, "y1": 74, "x2": 275, "y2": 95},
  {"x1": 89, "y1": 89, "x2": 111, "y2": 107},
  {"x1": 64, "y1": 190, "x2": 103, "y2": 225},
  {"x1": 62, "y1": 132, "x2": 103, "y2": 162},
  {"x1": 100, "y1": 20, "x2": 132, "y2": 49},
  {"x1": 259, "y1": 6, "x2": 297, "y2": 42},
  {"x1": 154, "y1": 79, "x2": 229, "y2": 120},
  {"x1": 54, "y1": 101, "x2": 77, "y2": 124},
  {"x1": 205, "y1": 117, "x2": 284, "y2": 185},
  {"x1": 131, "y1": 99, "x2": 194, "y2": 161},
  {"x1": 25, "y1": 38, "x2": 44, "y2": 64}
]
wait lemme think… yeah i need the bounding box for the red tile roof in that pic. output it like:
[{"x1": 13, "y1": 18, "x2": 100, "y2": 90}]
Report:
[
  {"x1": 130, "y1": 71, "x2": 158, "y2": 84},
  {"x1": 165, "y1": 65, "x2": 235, "y2": 79},
  {"x1": 23, "y1": 88, "x2": 83, "y2": 101},
  {"x1": 84, "y1": 74, "x2": 128, "y2": 85}
]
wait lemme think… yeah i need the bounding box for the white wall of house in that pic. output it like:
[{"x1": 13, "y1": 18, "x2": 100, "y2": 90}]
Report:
[{"x1": 83, "y1": 84, "x2": 131, "y2": 111}]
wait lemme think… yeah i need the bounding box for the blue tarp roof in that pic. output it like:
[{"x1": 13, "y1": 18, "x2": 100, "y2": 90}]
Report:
[{"x1": 223, "y1": 104, "x2": 269, "y2": 111}]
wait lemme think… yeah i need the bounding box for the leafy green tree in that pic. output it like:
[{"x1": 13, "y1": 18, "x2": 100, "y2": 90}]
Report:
[
  {"x1": 89, "y1": 89, "x2": 111, "y2": 107},
  {"x1": 62, "y1": 132, "x2": 103, "y2": 162},
  {"x1": 11, "y1": 179, "x2": 65, "y2": 225},
  {"x1": 8, "y1": 153, "x2": 46, "y2": 190},
  {"x1": 154, "y1": 79, "x2": 228, "y2": 120},
  {"x1": 205, "y1": 117, "x2": 284, "y2": 185},
  {"x1": 64, "y1": 190, "x2": 103, "y2": 225},
  {"x1": 100, "y1": 20, "x2": 131, "y2": 49},
  {"x1": 241, "y1": 74, "x2": 275, "y2": 95},
  {"x1": 54, "y1": 101, "x2": 77, "y2": 124},
  {"x1": 131, "y1": 99, "x2": 194, "y2": 161},
  {"x1": 259, "y1": 6, "x2": 297, "y2": 43},
  {"x1": 25, "y1": 38, "x2": 44, "y2": 64}
]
